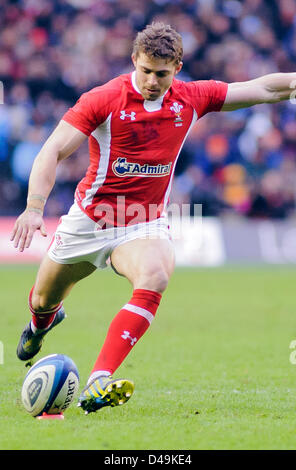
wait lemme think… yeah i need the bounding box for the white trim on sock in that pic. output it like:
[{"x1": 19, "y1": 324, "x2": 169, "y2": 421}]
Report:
[
  {"x1": 123, "y1": 303, "x2": 154, "y2": 324},
  {"x1": 29, "y1": 301, "x2": 63, "y2": 316},
  {"x1": 30, "y1": 319, "x2": 54, "y2": 334},
  {"x1": 87, "y1": 370, "x2": 112, "y2": 385}
]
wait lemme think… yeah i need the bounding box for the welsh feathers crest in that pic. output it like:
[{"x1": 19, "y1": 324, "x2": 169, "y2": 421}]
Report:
[
  {"x1": 170, "y1": 102, "x2": 183, "y2": 127},
  {"x1": 170, "y1": 102, "x2": 183, "y2": 114}
]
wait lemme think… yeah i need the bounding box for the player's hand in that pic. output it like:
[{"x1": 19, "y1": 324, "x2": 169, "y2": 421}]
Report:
[{"x1": 10, "y1": 209, "x2": 47, "y2": 252}]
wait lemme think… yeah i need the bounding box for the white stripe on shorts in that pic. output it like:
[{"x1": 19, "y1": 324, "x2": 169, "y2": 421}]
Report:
[{"x1": 123, "y1": 303, "x2": 154, "y2": 324}]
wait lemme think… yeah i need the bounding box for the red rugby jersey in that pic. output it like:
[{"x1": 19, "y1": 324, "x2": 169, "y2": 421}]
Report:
[{"x1": 62, "y1": 71, "x2": 228, "y2": 227}]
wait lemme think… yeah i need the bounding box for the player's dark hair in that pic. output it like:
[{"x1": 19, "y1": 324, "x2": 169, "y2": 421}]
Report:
[{"x1": 133, "y1": 22, "x2": 183, "y2": 64}]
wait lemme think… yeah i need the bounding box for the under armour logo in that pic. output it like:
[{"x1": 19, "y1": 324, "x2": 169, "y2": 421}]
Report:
[
  {"x1": 121, "y1": 330, "x2": 137, "y2": 346},
  {"x1": 120, "y1": 110, "x2": 136, "y2": 121}
]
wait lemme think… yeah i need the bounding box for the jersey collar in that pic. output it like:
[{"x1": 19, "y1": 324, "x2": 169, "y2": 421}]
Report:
[{"x1": 131, "y1": 71, "x2": 168, "y2": 112}]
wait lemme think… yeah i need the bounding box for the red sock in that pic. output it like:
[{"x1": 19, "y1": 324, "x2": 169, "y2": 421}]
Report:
[
  {"x1": 91, "y1": 289, "x2": 162, "y2": 376},
  {"x1": 29, "y1": 286, "x2": 63, "y2": 330}
]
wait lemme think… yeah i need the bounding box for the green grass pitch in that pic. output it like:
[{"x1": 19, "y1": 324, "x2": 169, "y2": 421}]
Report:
[{"x1": 1, "y1": 264, "x2": 296, "y2": 450}]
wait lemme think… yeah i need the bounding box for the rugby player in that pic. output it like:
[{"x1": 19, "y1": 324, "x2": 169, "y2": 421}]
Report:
[{"x1": 11, "y1": 22, "x2": 296, "y2": 414}]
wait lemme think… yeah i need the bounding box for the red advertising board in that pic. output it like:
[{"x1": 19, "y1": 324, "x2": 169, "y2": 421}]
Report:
[{"x1": 0, "y1": 218, "x2": 59, "y2": 264}]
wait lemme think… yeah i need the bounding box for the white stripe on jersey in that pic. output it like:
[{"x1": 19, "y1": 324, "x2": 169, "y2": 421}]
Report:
[
  {"x1": 82, "y1": 112, "x2": 112, "y2": 210},
  {"x1": 123, "y1": 303, "x2": 155, "y2": 324},
  {"x1": 162, "y1": 109, "x2": 198, "y2": 214}
]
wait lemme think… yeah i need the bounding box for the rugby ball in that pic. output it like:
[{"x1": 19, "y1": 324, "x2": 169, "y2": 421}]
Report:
[{"x1": 21, "y1": 354, "x2": 79, "y2": 417}]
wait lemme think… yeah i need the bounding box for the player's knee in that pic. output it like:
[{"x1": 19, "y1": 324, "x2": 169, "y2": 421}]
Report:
[
  {"x1": 138, "y1": 268, "x2": 170, "y2": 293},
  {"x1": 31, "y1": 291, "x2": 59, "y2": 313},
  {"x1": 155, "y1": 270, "x2": 170, "y2": 293}
]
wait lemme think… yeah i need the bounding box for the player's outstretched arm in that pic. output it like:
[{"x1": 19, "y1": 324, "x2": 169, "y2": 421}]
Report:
[
  {"x1": 11, "y1": 120, "x2": 87, "y2": 252},
  {"x1": 222, "y1": 72, "x2": 296, "y2": 111}
]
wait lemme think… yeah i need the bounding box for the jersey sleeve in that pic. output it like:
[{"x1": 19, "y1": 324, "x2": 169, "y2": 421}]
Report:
[
  {"x1": 183, "y1": 80, "x2": 228, "y2": 118},
  {"x1": 62, "y1": 86, "x2": 112, "y2": 136},
  {"x1": 62, "y1": 92, "x2": 98, "y2": 136}
]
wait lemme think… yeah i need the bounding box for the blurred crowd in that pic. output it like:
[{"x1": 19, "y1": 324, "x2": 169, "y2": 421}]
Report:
[{"x1": 1, "y1": 0, "x2": 296, "y2": 218}]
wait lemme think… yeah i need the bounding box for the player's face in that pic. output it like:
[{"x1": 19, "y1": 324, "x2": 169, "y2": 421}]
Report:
[{"x1": 132, "y1": 52, "x2": 183, "y2": 101}]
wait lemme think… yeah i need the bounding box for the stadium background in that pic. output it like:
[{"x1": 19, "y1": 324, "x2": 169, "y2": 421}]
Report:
[{"x1": 1, "y1": 0, "x2": 296, "y2": 264}]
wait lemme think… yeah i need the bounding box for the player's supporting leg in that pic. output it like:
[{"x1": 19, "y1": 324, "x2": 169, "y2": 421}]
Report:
[
  {"x1": 17, "y1": 254, "x2": 96, "y2": 361},
  {"x1": 78, "y1": 238, "x2": 175, "y2": 413}
]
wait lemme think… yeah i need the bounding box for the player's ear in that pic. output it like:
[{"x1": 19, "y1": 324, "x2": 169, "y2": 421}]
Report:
[
  {"x1": 174, "y1": 61, "x2": 183, "y2": 75},
  {"x1": 131, "y1": 54, "x2": 137, "y2": 68}
]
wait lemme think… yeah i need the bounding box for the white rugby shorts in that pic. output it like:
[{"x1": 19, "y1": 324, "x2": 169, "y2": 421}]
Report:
[{"x1": 47, "y1": 202, "x2": 171, "y2": 269}]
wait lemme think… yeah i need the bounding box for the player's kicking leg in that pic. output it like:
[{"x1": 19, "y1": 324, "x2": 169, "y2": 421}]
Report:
[
  {"x1": 17, "y1": 254, "x2": 96, "y2": 361},
  {"x1": 78, "y1": 237, "x2": 175, "y2": 414}
]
